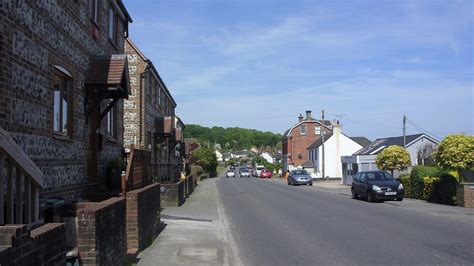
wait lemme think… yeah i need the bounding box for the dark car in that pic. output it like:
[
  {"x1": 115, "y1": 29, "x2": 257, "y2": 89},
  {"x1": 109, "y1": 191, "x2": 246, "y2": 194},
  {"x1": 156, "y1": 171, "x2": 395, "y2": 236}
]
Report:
[
  {"x1": 351, "y1": 171, "x2": 404, "y2": 202},
  {"x1": 287, "y1": 170, "x2": 312, "y2": 186}
]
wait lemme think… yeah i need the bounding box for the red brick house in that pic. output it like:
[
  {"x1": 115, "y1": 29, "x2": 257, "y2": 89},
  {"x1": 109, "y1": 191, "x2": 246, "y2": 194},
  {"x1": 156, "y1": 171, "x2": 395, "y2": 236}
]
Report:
[{"x1": 281, "y1": 111, "x2": 332, "y2": 172}]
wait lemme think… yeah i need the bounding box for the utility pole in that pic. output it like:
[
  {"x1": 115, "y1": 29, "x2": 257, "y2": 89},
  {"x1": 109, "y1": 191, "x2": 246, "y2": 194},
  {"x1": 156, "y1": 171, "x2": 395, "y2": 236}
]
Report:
[
  {"x1": 321, "y1": 109, "x2": 326, "y2": 180},
  {"x1": 403, "y1": 115, "x2": 407, "y2": 147}
]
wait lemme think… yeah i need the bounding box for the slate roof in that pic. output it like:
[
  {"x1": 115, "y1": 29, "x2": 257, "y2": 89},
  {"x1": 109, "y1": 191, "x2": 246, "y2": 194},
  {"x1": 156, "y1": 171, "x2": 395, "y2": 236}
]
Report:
[
  {"x1": 353, "y1": 134, "x2": 437, "y2": 156},
  {"x1": 350, "y1": 137, "x2": 371, "y2": 147},
  {"x1": 301, "y1": 160, "x2": 314, "y2": 167},
  {"x1": 307, "y1": 132, "x2": 333, "y2": 149},
  {"x1": 307, "y1": 133, "x2": 371, "y2": 150}
]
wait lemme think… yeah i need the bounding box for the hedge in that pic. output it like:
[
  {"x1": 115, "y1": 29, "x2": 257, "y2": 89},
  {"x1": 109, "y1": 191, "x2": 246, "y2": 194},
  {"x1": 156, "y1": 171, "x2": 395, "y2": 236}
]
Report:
[
  {"x1": 429, "y1": 173, "x2": 457, "y2": 205},
  {"x1": 407, "y1": 166, "x2": 457, "y2": 205},
  {"x1": 399, "y1": 174, "x2": 410, "y2": 198},
  {"x1": 409, "y1": 166, "x2": 440, "y2": 199}
]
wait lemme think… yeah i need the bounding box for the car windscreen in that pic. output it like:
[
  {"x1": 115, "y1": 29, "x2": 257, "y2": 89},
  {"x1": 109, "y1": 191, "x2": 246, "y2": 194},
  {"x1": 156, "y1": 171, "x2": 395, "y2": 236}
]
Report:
[
  {"x1": 240, "y1": 169, "x2": 249, "y2": 173},
  {"x1": 366, "y1": 172, "x2": 394, "y2": 181},
  {"x1": 291, "y1": 170, "x2": 308, "y2": 175}
]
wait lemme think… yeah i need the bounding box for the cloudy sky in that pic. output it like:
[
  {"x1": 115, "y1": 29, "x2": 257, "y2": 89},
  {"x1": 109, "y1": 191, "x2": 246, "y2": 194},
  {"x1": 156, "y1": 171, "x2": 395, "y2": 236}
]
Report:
[{"x1": 123, "y1": 0, "x2": 473, "y2": 140}]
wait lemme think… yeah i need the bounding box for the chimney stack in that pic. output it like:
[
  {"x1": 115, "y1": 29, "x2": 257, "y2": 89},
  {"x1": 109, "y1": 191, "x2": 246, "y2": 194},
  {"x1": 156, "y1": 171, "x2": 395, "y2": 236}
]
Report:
[
  {"x1": 305, "y1": 110, "x2": 312, "y2": 120},
  {"x1": 298, "y1": 114, "x2": 304, "y2": 122}
]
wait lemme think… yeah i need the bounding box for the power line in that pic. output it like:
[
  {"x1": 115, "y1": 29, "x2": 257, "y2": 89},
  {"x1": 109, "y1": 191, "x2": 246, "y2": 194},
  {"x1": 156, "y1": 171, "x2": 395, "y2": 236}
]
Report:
[{"x1": 405, "y1": 118, "x2": 442, "y2": 141}]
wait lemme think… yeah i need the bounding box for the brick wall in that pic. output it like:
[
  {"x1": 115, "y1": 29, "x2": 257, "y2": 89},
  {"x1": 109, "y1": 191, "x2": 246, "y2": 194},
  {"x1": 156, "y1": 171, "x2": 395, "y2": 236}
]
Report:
[
  {"x1": 75, "y1": 197, "x2": 127, "y2": 265},
  {"x1": 161, "y1": 180, "x2": 185, "y2": 207},
  {"x1": 0, "y1": 0, "x2": 129, "y2": 199},
  {"x1": 126, "y1": 183, "x2": 161, "y2": 253},
  {"x1": 457, "y1": 183, "x2": 474, "y2": 208},
  {"x1": 0, "y1": 223, "x2": 67, "y2": 265}
]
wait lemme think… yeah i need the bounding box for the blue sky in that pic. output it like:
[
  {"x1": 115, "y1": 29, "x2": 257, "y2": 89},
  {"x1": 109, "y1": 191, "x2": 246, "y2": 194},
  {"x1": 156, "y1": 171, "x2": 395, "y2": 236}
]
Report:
[{"x1": 124, "y1": 0, "x2": 473, "y2": 140}]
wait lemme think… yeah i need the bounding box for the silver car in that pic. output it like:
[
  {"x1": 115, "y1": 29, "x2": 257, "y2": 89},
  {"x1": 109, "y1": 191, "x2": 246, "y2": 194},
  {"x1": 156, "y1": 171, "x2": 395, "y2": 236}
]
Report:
[
  {"x1": 288, "y1": 170, "x2": 313, "y2": 186},
  {"x1": 239, "y1": 169, "x2": 250, "y2": 178}
]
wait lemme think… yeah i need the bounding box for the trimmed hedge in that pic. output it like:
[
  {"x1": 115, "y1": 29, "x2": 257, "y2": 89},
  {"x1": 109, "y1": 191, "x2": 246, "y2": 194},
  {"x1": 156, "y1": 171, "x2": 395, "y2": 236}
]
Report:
[
  {"x1": 429, "y1": 173, "x2": 457, "y2": 205},
  {"x1": 410, "y1": 166, "x2": 440, "y2": 199},
  {"x1": 422, "y1": 177, "x2": 439, "y2": 201},
  {"x1": 399, "y1": 174, "x2": 410, "y2": 198},
  {"x1": 407, "y1": 166, "x2": 457, "y2": 205}
]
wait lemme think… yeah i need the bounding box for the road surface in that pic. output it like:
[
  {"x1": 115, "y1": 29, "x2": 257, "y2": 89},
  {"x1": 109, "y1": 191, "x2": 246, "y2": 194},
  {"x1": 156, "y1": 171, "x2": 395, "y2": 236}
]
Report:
[{"x1": 217, "y1": 169, "x2": 474, "y2": 265}]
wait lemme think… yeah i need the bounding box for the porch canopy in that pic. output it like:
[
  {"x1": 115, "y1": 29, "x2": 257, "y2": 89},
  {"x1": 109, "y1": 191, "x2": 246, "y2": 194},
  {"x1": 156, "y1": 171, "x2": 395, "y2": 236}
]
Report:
[
  {"x1": 85, "y1": 54, "x2": 131, "y2": 117},
  {"x1": 84, "y1": 54, "x2": 131, "y2": 182}
]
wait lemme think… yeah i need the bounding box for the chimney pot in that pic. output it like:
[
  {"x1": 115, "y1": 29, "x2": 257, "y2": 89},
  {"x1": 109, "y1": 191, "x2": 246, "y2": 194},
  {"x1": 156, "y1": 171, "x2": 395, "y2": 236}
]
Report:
[
  {"x1": 305, "y1": 110, "x2": 312, "y2": 120},
  {"x1": 298, "y1": 114, "x2": 303, "y2": 122}
]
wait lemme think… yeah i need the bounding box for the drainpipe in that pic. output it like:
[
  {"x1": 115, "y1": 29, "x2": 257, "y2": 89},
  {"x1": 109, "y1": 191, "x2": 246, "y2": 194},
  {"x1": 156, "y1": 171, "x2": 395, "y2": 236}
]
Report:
[{"x1": 139, "y1": 71, "x2": 146, "y2": 149}]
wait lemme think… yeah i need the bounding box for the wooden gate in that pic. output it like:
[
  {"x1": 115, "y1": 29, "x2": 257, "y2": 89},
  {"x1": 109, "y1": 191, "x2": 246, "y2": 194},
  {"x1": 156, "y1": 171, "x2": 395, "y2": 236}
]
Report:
[{"x1": 122, "y1": 145, "x2": 151, "y2": 192}]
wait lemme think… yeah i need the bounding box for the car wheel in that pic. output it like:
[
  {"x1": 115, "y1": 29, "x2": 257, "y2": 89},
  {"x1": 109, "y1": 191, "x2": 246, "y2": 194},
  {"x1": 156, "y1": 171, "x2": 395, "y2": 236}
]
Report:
[
  {"x1": 397, "y1": 197, "x2": 403, "y2": 201},
  {"x1": 351, "y1": 188, "x2": 357, "y2": 199},
  {"x1": 367, "y1": 191, "x2": 373, "y2": 202},
  {"x1": 309, "y1": 182, "x2": 313, "y2": 186}
]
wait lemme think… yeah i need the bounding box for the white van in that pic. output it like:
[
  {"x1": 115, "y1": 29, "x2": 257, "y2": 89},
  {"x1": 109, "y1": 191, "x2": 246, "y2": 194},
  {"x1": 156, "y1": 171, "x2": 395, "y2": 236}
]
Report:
[{"x1": 255, "y1": 165, "x2": 265, "y2": 177}]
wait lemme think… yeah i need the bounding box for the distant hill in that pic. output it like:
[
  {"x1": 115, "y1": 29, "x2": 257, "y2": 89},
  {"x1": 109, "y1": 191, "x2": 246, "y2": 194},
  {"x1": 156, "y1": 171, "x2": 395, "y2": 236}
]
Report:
[{"x1": 184, "y1": 124, "x2": 282, "y2": 150}]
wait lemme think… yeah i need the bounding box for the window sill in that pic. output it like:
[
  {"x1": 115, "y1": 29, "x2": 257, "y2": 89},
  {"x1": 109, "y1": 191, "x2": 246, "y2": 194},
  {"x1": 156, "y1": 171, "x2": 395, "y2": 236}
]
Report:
[{"x1": 52, "y1": 133, "x2": 73, "y2": 142}]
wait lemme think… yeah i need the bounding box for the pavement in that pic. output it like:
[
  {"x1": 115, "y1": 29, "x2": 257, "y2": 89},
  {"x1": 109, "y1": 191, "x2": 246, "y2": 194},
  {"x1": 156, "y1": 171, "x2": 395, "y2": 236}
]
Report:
[
  {"x1": 218, "y1": 170, "x2": 474, "y2": 265},
  {"x1": 137, "y1": 177, "x2": 240, "y2": 265}
]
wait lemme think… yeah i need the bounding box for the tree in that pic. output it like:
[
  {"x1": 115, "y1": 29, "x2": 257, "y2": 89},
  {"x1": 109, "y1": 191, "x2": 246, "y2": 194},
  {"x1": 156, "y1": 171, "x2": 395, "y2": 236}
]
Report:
[
  {"x1": 435, "y1": 134, "x2": 474, "y2": 174},
  {"x1": 193, "y1": 147, "x2": 218, "y2": 175},
  {"x1": 417, "y1": 143, "x2": 436, "y2": 166},
  {"x1": 375, "y1": 145, "x2": 411, "y2": 175}
]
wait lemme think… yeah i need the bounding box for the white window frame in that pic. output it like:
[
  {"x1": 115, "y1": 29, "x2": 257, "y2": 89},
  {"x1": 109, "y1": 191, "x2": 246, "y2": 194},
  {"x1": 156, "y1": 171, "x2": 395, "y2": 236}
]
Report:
[
  {"x1": 315, "y1": 126, "x2": 321, "y2": 135},
  {"x1": 90, "y1": 0, "x2": 99, "y2": 23},
  {"x1": 300, "y1": 124, "x2": 306, "y2": 135},
  {"x1": 106, "y1": 105, "x2": 115, "y2": 138},
  {"x1": 108, "y1": 8, "x2": 115, "y2": 41},
  {"x1": 53, "y1": 67, "x2": 72, "y2": 137}
]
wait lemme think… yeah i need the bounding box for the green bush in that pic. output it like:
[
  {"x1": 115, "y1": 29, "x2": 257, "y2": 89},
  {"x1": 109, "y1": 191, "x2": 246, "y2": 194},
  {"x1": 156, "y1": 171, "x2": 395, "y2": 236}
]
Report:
[
  {"x1": 422, "y1": 177, "x2": 439, "y2": 201},
  {"x1": 399, "y1": 174, "x2": 410, "y2": 197},
  {"x1": 193, "y1": 147, "x2": 218, "y2": 174},
  {"x1": 430, "y1": 173, "x2": 457, "y2": 205},
  {"x1": 410, "y1": 166, "x2": 440, "y2": 199}
]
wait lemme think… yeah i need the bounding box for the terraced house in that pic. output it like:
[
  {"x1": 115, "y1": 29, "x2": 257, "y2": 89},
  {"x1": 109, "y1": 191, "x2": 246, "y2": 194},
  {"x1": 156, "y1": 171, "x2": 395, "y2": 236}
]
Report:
[
  {"x1": 0, "y1": 0, "x2": 160, "y2": 265},
  {"x1": 124, "y1": 38, "x2": 186, "y2": 205}
]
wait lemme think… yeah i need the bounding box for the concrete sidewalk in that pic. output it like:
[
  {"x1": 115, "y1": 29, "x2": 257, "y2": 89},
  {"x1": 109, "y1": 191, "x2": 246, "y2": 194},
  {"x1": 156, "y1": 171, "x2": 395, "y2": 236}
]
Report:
[{"x1": 137, "y1": 178, "x2": 239, "y2": 265}]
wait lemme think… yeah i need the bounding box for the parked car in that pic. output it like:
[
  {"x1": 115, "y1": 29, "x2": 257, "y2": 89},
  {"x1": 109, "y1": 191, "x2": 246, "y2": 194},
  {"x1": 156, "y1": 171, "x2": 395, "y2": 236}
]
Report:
[
  {"x1": 260, "y1": 169, "x2": 272, "y2": 178},
  {"x1": 287, "y1": 170, "x2": 312, "y2": 186},
  {"x1": 239, "y1": 168, "x2": 250, "y2": 178},
  {"x1": 226, "y1": 170, "x2": 235, "y2": 178},
  {"x1": 255, "y1": 165, "x2": 264, "y2": 177},
  {"x1": 351, "y1": 171, "x2": 404, "y2": 202}
]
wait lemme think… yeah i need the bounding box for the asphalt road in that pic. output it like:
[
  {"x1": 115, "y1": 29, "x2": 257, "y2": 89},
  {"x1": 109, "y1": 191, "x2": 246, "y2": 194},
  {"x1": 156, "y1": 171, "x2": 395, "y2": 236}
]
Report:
[{"x1": 217, "y1": 168, "x2": 474, "y2": 266}]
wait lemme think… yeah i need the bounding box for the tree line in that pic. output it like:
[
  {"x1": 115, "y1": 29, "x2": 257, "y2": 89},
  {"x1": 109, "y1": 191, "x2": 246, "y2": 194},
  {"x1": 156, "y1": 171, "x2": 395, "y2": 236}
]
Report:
[{"x1": 184, "y1": 124, "x2": 282, "y2": 150}]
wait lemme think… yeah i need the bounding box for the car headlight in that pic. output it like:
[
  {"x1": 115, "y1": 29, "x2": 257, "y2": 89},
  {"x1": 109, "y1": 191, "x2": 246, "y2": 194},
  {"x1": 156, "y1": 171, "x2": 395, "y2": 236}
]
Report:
[
  {"x1": 372, "y1": 185, "x2": 381, "y2": 191},
  {"x1": 398, "y1": 183, "x2": 404, "y2": 190}
]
